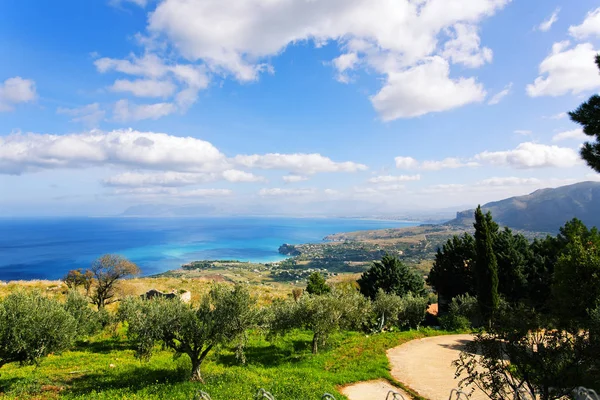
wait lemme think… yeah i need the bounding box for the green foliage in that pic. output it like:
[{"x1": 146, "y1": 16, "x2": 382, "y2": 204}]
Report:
[
  {"x1": 493, "y1": 228, "x2": 529, "y2": 304},
  {"x1": 397, "y1": 293, "x2": 428, "y2": 330},
  {"x1": 0, "y1": 291, "x2": 76, "y2": 370},
  {"x1": 372, "y1": 289, "x2": 404, "y2": 331},
  {"x1": 474, "y1": 206, "x2": 499, "y2": 328},
  {"x1": 119, "y1": 285, "x2": 257, "y2": 382},
  {"x1": 270, "y1": 287, "x2": 371, "y2": 354},
  {"x1": 455, "y1": 306, "x2": 592, "y2": 399},
  {"x1": 64, "y1": 290, "x2": 101, "y2": 339},
  {"x1": 427, "y1": 233, "x2": 475, "y2": 311},
  {"x1": 552, "y1": 234, "x2": 600, "y2": 326},
  {"x1": 357, "y1": 254, "x2": 425, "y2": 300},
  {"x1": 569, "y1": 55, "x2": 600, "y2": 172},
  {"x1": 439, "y1": 294, "x2": 478, "y2": 331},
  {"x1": 305, "y1": 272, "x2": 331, "y2": 295}
]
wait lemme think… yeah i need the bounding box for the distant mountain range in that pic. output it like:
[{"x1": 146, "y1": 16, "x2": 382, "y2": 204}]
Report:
[{"x1": 448, "y1": 181, "x2": 600, "y2": 233}]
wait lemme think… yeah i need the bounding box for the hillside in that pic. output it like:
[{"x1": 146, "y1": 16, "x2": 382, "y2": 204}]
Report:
[{"x1": 449, "y1": 181, "x2": 600, "y2": 233}]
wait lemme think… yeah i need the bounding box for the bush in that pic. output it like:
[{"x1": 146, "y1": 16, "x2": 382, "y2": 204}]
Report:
[
  {"x1": 442, "y1": 293, "x2": 479, "y2": 330},
  {"x1": 397, "y1": 293, "x2": 428, "y2": 330},
  {"x1": 64, "y1": 290, "x2": 101, "y2": 338},
  {"x1": 306, "y1": 272, "x2": 331, "y2": 295},
  {"x1": 439, "y1": 314, "x2": 471, "y2": 331},
  {"x1": 0, "y1": 291, "x2": 76, "y2": 370}
]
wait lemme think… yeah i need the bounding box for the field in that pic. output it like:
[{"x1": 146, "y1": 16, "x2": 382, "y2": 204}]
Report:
[{"x1": 0, "y1": 324, "x2": 442, "y2": 399}]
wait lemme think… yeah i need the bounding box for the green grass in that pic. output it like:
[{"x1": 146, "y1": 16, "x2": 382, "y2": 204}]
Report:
[{"x1": 0, "y1": 328, "x2": 444, "y2": 399}]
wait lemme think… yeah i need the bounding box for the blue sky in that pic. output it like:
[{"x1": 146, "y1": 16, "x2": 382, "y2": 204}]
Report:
[{"x1": 1, "y1": 0, "x2": 600, "y2": 217}]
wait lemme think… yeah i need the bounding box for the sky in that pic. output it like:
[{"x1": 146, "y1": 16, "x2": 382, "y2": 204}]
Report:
[{"x1": 1, "y1": 0, "x2": 600, "y2": 217}]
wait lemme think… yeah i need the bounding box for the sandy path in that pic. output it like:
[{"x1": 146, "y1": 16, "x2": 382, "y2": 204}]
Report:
[
  {"x1": 340, "y1": 379, "x2": 410, "y2": 400},
  {"x1": 387, "y1": 334, "x2": 486, "y2": 400}
]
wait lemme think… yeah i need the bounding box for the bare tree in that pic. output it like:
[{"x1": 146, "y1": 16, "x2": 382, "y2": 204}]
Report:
[{"x1": 89, "y1": 254, "x2": 140, "y2": 309}]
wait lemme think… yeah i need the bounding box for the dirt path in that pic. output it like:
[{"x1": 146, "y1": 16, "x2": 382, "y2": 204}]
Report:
[
  {"x1": 340, "y1": 379, "x2": 410, "y2": 400},
  {"x1": 387, "y1": 334, "x2": 486, "y2": 400}
]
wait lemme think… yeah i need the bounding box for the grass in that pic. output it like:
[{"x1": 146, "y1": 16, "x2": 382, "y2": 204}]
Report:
[{"x1": 0, "y1": 326, "x2": 444, "y2": 399}]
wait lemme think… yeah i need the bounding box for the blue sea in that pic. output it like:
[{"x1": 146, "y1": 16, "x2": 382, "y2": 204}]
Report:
[{"x1": 0, "y1": 217, "x2": 418, "y2": 281}]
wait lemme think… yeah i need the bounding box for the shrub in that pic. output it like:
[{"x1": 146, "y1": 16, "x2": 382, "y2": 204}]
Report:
[
  {"x1": 306, "y1": 272, "x2": 331, "y2": 295},
  {"x1": 397, "y1": 293, "x2": 428, "y2": 330},
  {"x1": 371, "y1": 289, "x2": 403, "y2": 331},
  {"x1": 0, "y1": 291, "x2": 76, "y2": 370},
  {"x1": 64, "y1": 290, "x2": 101, "y2": 338}
]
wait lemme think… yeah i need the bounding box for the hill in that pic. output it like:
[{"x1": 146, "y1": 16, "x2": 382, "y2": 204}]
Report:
[{"x1": 449, "y1": 181, "x2": 600, "y2": 232}]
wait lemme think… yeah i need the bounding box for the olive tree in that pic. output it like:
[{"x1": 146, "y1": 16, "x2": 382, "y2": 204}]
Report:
[
  {"x1": 119, "y1": 284, "x2": 257, "y2": 382},
  {"x1": 89, "y1": 254, "x2": 140, "y2": 309},
  {"x1": 0, "y1": 291, "x2": 76, "y2": 371},
  {"x1": 270, "y1": 287, "x2": 370, "y2": 354},
  {"x1": 64, "y1": 290, "x2": 101, "y2": 338}
]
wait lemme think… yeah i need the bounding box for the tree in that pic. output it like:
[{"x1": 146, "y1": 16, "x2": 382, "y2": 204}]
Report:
[
  {"x1": 270, "y1": 288, "x2": 370, "y2": 354},
  {"x1": 493, "y1": 228, "x2": 529, "y2": 305},
  {"x1": 90, "y1": 254, "x2": 140, "y2": 309},
  {"x1": 552, "y1": 235, "x2": 600, "y2": 327},
  {"x1": 358, "y1": 254, "x2": 425, "y2": 300},
  {"x1": 473, "y1": 206, "x2": 499, "y2": 328},
  {"x1": 64, "y1": 290, "x2": 101, "y2": 338},
  {"x1": 427, "y1": 233, "x2": 476, "y2": 313},
  {"x1": 569, "y1": 54, "x2": 600, "y2": 172},
  {"x1": 306, "y1": 272, "x2": 331, "y2": 295},
  {"x1": 119, "y1": 285, "x2": 256, "y2": 382},
  {"x1": 0, "y1": 291, "x2": 76, "y2": 372},
  {"x1": 63, "y1": 268, "x2": 94, "y2": 296}
]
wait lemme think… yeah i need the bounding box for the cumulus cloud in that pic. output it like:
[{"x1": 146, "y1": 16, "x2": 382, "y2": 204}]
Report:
[
  {"x1": 57, "y1": 103, "x2": 106, "y2": 127},
  {"x1": 395, "y1": 156, "x2": 478, "y2": 171},
  {"x1": 113, "y1": 99, "x2": 177, "y2": 122},
  {"x1": 548, "y1": 112, "x2": 568, "y2": 120},
  {"x1": 569, "y1": 7, "x2": 600, "y2": 39},
  {"x1": 96, "y1": 53, "x2": 209, "y2": 119},
  {"x1": 0, "y1": 77, "x2": 36, "y2": 112},
  {"x1": 102, "y1": 169, "x2": 263, "y2": 188},
  {"x1": 101, "y1": 0, "x2": 510, "y2": 120},
  {"x1": 475, "y1": 142, "x2": 581, "y2": 168},
  {"x1": 283, "y1": 175, "x2": 308, "y2": 183},
  {"x1": 441, "y1": 24, "x2": 493, "y2": 68},
  {"x1": 514, "y1": 130, "x2": 532, "y2": 135},
  {"x1": 109, "y1": 0, "x2": 148, "y2": 7},
  {"x1": 0, "y1": 129, "x2": 227, "y2": 175},
  {"x1": 259, "y1": 188, "x2": 316, "y2": 196},
  {"x1": 370, "y1": 57, "x2": 486, "y2": 119},
  {"x1": 526, "y1": 41, "x2": 600, "y2": 97},
  {"x1": 552, "y1": 129, "x2": 587, "y2": 142},
  {"x1": 110, "y1": 79, "x2": 177, "y2": 98},
  {"x1": 487, "y1": 83, "x2": 512, "y2": 105},
  {"x1": 479, "y1": 177, "x2": 541, "y2": 186},
  {"x1": 538, "y1": 8, "x2": 560, "y2": 32},
  {"x1": 234, "y1": 153, "x2": 367, "y2": 174},
  {"x1": 113, "y1": 187, "x2": 232, "y2": 197},
  {"x1": 368, "y1": 174, "x2": 420, "y2": 183}
]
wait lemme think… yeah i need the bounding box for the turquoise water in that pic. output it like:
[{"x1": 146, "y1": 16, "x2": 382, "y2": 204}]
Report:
[{"x1": 0, "y1": 217, "x2": 418, "y2": 280}]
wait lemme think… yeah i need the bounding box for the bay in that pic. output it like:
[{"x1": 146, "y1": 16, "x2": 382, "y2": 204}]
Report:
[{"x1": 0, "y1": 217, "x2": 418, "y2": 281}]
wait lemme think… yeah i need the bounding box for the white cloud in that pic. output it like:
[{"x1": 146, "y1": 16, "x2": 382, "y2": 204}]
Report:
[
  {"x1": 479, "y1": 177, "x2": 541, "y2": 186},
  {"x1": 259, "y1": 188, "x2": 316, "y2": 196},
  {"x1": 475, "y1": 142, "x2": 581, "y2": 168},
  {"x1": 222, "y1": 169, "x2": 265, "y2": 182},
  {"x1": 538, "y1": 8, "x2": 560, "y2": 32},
  {"x1": 370, "y1": 56, "x2": 486, "y2": 120},
  {"x1": 368, "y1": 174, "x2": 420, "y2": 183},
  {"x1": 569, "y1": 7, "x2": 600, "y2": 39},
  {"x1": 526, "y1": 41, "x2": 600, "y2": 97},
  {"x1": 0, "y1": 129, "x2": 227, "y2": 175},
  {"x1": 441, "y1": 24, "x2": 493, "y2": 68},
  {"x1": 552, "y1": 128, "x2": 587, "y2": 142},
  {"x1": 548, "y1": 112, "x2": 568, "y2": 120},
  {"x1": 421, "y1": 157, "x2": 479, "y2": 171},
  {"x1": 0, "y1": 77, "x2": 36, "y2": 112},
  {"x1": 110, "y1": 79, "x2": 177, "y2": 98},
  {"x1": 234, "y1": 153, "x2": 367, "y2": 174},
  {"x1": 487, "y1": 82, "x2": 512, "y2": 105},
  {"x1": 57, "y1": 103, "x2": 106, "y2": 127},
  {"x1": 179, "y1": 188, "x2": 233, "y2": 197},
  {"x1": 514, "y1": 130, "x2": 532, "y2": 135},
  {"x1": 113, "y1": 187, "x2": 232, "y2": 198},
  {"x1": 109, "y1": 0, "x2": 148, "y2": 7},
  {"x1": 394, "y1": 156, "x2": 419, "y2": 170},
  {"x1": 113, "y1": 99, "x2": 177, "y2": 122},
  {"x1": 116, "y1": 0, "x2": 510, "y2": 119},
  {"x1": 104, "y1": 171, "x2": 213, "y2": 187},
  {"x1": 283, "y1": 175, "x2": 308, "y2": 183}
]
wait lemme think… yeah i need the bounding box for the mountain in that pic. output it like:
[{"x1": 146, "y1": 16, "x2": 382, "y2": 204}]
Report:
[{"x1": 449, "y1": 181, "x2": 600, "y2": 233}]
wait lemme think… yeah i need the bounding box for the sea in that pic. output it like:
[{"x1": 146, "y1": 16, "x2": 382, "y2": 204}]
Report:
[{"x1": 0, "y1": 217, "x2": 418, "y2": 281}]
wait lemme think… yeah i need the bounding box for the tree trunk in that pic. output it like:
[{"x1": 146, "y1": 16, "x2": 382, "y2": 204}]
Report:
[
  {"x1": 312, "y1": 334, "x2": 318, "y2": 354},
  {"x1": 190, "y1": 358, "x2": 204, "y2": 383}
]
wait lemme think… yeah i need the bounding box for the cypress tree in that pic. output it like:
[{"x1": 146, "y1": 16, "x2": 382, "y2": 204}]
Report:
[{"x1": 474, "y1": 206, "x2": 499, "y2": 329}]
